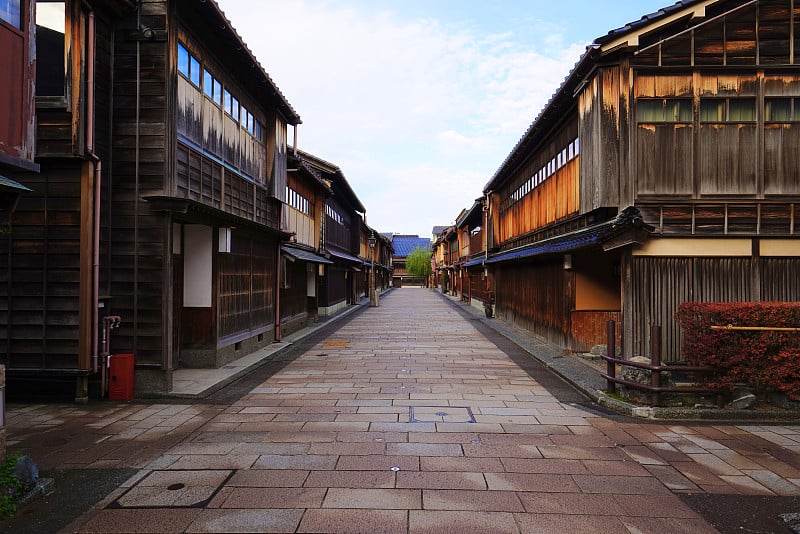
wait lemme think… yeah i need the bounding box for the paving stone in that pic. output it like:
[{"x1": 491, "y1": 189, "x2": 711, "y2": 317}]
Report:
[
  {"x1": 518, "y1": 492, "x2": 624, "y2": 515},
  {"x1": 409, "y1": 510, "x2": 519, "y2": 534},
  {"x1": 423, "y1": 489, "x2": 524, "y2": 512},
  {"x1": 304, "y1": 470, "x2": 396, "y2": 489},
  {"x1": 253, "y1": 454, "x2": 338, "y2": 470},
  {"x1": 76, "y1": 509, "x2": 202, "y2": 533},
  {"x1": 485, "y1": 472, "x2": 579, "y2": 493},
  {"x1": 396, "y1": 471, "x2": 487, "y2": 490},
  {"x1": 323, "y1": 488, "x2": 421, "y2": 509},
  {"x1": 386, "y1": 442, "x2": 463, "y2": 456},
  {"x1": 186, "y1": 509, "x2": 304, "y2": 533},
  {"x1": 572, "y1": 474, "x2": 672, "y2": 495},
  {"x1": 298, "y1": 509, "x2": 407, "y2": 534},
  {"x1": 227, "y1": 469, "x2": 309, "y2": 488},
  {"x1": 221, "y1": 487, "x2": 326, "y2": 508},
  {"x1": 514, "y1": 513, "x2": 628, "y2": 534}
]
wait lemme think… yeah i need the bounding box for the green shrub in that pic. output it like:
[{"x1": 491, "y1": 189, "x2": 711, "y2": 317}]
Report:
[{"x1": 0, "y1": 454, "x2": 29, "y2": 519}]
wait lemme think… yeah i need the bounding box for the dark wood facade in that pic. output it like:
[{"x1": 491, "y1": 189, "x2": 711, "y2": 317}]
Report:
[
  {"x1": 482, "y1": 0, "x2": 800, "y2": 359},
  {"x1": 1, "y1": 0, "x2": 301, "y2": 396},
  {"x1": 294, "y1": 150, "x2": 366, "y2": 316}
]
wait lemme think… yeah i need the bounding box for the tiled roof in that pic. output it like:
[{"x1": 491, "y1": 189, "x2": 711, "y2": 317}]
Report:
[
  {"x1": 486, "y1": 207, "x2": 652, "y2": 265},
  {"x1": 392, "y1": 236, "x2": 431, "y2": 257},
  {"x1": 281, "y1": 245, "x2": 333, "y2": 264}
]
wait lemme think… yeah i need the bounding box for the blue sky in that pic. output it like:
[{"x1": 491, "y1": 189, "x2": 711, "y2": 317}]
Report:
[{"x1": 216, "y1": 0, "x2": 673, "y2": 237}]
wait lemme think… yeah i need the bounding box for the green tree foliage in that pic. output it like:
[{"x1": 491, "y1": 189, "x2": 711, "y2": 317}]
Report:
[{"x1": 405, "y1": 246, "x2": 432, "y2": 278}]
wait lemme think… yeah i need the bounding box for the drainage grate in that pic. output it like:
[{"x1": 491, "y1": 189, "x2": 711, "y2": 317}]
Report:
[
  {"x1": 409, "y1": 406, "x2": 476, "y2": 423},
  {"x1": 110, "y1": 470, "x2": 233, "y2": 509}
]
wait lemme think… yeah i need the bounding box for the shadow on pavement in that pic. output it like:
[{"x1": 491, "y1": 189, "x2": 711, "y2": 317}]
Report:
[{"x1": 0, "y1": 468, "x2": 137, "y2": 534}]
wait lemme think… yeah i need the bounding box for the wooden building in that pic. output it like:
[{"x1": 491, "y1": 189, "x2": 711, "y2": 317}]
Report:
[
  {"x1": 483, "y1": 0, "x2": 800, "y2": 361},
  {"x1": 296, "y1": 150, "x2": 366, "y2": 316},
  {"x1": 390, "y1": 234, "x2": 432, "y2": 287},
  {"x1": 357, "y1": 222, "x2": 392, "y2": 299},
  {"x1": 457, "y1": 200, "x2": 491, "y2": 310},
  {"x1": 1, "y1": 0, "x2": 301, "y2": 397},
  {"x1": 279, "y1": 151, "x2": 334, "y2": 337}
]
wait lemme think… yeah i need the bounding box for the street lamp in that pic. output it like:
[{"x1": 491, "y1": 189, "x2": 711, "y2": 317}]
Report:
[{"x1": 368, "y1": 231, "x2": 379, "y2": 307}]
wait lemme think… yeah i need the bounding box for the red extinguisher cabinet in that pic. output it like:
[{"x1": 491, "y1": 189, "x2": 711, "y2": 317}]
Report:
[{"x1": 109, "y1": 353, "x2": 135, "y2": 401}]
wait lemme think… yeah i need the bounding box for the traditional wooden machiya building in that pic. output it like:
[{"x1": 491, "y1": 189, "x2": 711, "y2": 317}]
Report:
[
  {"x1": 357, "y1": 222, "x2": 392, "y2": 299},
  {"x1": 1, "y1": 0, "x2": 301, "y2": 397},
  {"x1": 278, "y1": 150, "x2": 334, "y2": 337},
  {"x1": 457, "y1": 199, "x2": 491, "y2": 310},
  {"x1": 296, "y1": 150, "x2": 366, "y2": 316},
  {"x1": 483, "y1": 0, "x2": 800, "y2": 362}
]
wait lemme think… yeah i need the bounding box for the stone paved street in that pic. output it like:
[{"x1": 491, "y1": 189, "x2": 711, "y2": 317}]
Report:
[{"x1": 7, "y1": 288, "x2": 800, "y2": 533}]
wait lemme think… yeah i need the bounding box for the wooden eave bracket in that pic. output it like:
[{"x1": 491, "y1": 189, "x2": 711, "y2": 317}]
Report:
[
  {"x1": 602, "y1": 228, "x2": 652, "y2": 252},
  {"x1": 600, "y1": 2, "x2": 711, "y2": 54}
]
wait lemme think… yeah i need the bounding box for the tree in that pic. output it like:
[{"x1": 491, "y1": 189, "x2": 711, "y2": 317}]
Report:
[{"x1": 405, "y1": 246, "x2": 432, "y2": 279}]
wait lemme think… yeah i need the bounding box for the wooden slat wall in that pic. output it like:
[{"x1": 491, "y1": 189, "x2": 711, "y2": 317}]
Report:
[
  {"x1": 109, "y1": 0, "x2": 169, "y2": 366},
  {"x1": 218, "y1": 233, "x2": 275, "y2": 339},
  {"x1": 280, "y1": 259, "x2": 307, "y2": 320},
  {"x1": 570, "y1": 311, "x2": 621, "y2": 352},
  {"x1": 466, "y1": 270, "x2": 489, "y2": 304},
  {"x1": 319, "y1": 264, "x2": 347, "y2": 307},
  {"x1": 494, "y1": 262, "x2": 573, "y2": 348},
  {"x1": 630, "y1": 256, "x2": 756, "y2": 362},
  {"x1": 1, "y1": 164, "x2": 84, "y2": 370},
  {"x1": 579, "y1": 67, "x2": 624, "y2": 213},
  {"x1": 761, "y1": 258, "x2": 800, "y2": 300}
]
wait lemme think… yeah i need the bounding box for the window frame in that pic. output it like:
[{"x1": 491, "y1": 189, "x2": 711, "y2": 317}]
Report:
[{"x1": 1, "y1": 0, "x2": 22, "y2": 31}]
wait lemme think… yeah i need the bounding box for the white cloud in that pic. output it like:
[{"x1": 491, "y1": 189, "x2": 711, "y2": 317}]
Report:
[{"x1": 217, "y1": 0, "x2": 589, "y2": 235}]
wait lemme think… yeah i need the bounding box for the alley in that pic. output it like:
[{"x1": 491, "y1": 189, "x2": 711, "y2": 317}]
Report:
[{"x1": 7, "y1": 288, "x2": 800, "y2": 533}]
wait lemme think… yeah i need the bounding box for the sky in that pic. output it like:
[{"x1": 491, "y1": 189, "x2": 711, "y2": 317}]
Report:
[{"x1": 215, "y1": 0, "x2": 674, "y2": 237}]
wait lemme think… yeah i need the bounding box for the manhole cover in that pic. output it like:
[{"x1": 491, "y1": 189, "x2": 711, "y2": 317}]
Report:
[
  {"x1": 111, "y1": 470, "x2": 233, "y2": 509},
  {"x1": 409, "y1": 406, "x2": 476, "y2": 423}
]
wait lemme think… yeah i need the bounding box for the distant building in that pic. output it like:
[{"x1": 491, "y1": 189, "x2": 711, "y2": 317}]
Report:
[{"x1": 391, "y1": 235, "x2": 431, "y2": 286}]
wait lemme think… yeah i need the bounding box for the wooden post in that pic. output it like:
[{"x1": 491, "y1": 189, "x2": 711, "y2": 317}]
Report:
[
  {"x1": 650, "y1": 325, "x2": 661, "y2": 407},
  {"x1": 606, "y1": 320, "x2": 616, "y2": 394}
]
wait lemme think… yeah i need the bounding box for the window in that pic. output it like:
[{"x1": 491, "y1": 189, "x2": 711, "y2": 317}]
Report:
[
  {"x1": 189, "y1": 56, "x2": 200, "y2": 86},
  {"x1": 35, "y1": 1, "x2": 66, "y2": 97},
  {"x1": 177, "y1": 42, "x2": 202, "y2": 88},
  {"x1": 700, "y1": 98, "x2": 756, "y2": 122},
  {"x1": 280, "y1": 256, "x2": 291, "y2": 289},
  {"x1": 637, "y1": 98, "x2": 692, "y2": 122},
  {"x1": 178, "y1": 43, "x2": 190, "y2": 76},
  {"x1": 231, "y1": 96, "x2": 239, "y2": 122},
  {"x1": 1, "y1": 0, "x2": 21, "y2": 29},
  {"x1": 203, "y1": 69, "x2": 213, "y2": 97},
  {"x1": 766, "y1": 98, "x2": 800, "y2": 122},
  {"x1": 223, "y1": 89, "x2": 232, "y2": 115}
]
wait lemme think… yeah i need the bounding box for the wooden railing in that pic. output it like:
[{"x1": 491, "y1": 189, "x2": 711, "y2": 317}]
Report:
[{"x1": 600, "y1": 321, "x2": 722, "y2": 407}]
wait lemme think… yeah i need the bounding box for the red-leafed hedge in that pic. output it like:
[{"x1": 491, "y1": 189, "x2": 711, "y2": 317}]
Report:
[{"x1": 675, "y1": 302, "x2": 800, "y2": 400}]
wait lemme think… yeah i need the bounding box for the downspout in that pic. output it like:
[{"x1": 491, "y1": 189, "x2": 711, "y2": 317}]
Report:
[
  {"x1": 275, "y1": 201, "x2": 283, "y2": 342},
  {"x1": 87, "y1": 11, "x2": 103, "y2": 391}
]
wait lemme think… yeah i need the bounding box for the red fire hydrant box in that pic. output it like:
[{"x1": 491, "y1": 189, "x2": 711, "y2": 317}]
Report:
[{"x1": 108, "y1": 353, "x2": 135, "y2": 401}]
